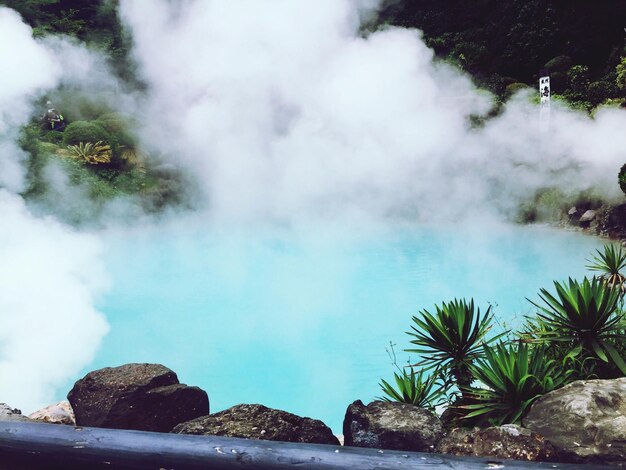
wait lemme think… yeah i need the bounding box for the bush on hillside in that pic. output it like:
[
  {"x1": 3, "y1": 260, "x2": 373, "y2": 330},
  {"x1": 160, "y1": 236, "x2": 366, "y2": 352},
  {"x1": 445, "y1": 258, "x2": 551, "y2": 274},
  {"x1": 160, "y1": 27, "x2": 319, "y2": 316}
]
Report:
[
  {"x1": 63, "y1": 121, "x2": 112, "y2": 147},
  {"x1": 619, "y1": 163, "x2": 626, "y2": 197},
  {"x1": 544, "y1": 55, "x2": 572, "y2": 73},
  {"x1": 41, "y1": 130, "x2": 64, "y2": 144}
]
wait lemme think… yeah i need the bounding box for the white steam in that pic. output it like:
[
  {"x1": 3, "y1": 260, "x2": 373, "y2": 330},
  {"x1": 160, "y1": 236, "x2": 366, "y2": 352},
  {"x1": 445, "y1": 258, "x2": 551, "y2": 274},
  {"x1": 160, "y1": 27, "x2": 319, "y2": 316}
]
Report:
[
  {"x1": 120, "y1": 0, "x2": 625, "y2": 224},
  {"x1": 0, "y1": 8, "x2": 109, "y2": 411}
]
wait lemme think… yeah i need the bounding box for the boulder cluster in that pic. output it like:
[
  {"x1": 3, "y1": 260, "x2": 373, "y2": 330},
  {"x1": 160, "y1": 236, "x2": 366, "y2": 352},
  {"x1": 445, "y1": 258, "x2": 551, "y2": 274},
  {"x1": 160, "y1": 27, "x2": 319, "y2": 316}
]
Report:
[{"x1": 2, "y1": 363, "x2": 624, "y2": 467}]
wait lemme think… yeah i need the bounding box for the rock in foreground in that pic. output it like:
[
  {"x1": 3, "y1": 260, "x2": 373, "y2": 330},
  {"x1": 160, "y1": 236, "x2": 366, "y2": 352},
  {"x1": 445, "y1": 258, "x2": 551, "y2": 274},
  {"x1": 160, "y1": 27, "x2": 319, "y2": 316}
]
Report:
[
  {"x1": 0, "y1": 404, "x2": 33, "y2": 423},
  {"x1": 172, "y1": 404, "x2": 339, "y2": 445},
  {"x1": 343, "y1": 400, "x2": 443, "y2": 452},
  {"x1": 438, "y1": 425, "x2": 558, "y2": 462},
  {"x1": 68, "y1": 363, "x2": 209, "y2": 432},
  {"x1": 28, "y1": 401, "x2": 75, "y2": 425},
  {"x1": 524, "y1": 378, "x2": 626, "y2": 466}
]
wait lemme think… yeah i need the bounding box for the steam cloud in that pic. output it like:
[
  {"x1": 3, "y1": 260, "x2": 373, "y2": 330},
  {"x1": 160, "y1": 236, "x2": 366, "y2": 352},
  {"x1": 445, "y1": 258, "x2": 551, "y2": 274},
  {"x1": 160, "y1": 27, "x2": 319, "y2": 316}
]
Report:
[
  {"x1": 120, "y1": 0, "x2": 626, "y2": 225},
  {"x1": 0, "y1": 7, "x2": 109, "y2": 411}
]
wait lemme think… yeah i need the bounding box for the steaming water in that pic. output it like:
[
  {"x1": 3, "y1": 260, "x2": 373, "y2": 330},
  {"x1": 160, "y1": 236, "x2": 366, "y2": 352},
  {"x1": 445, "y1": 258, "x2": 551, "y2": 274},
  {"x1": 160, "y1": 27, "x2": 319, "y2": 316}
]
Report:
[{"x1": 64, "y1": 222, "x2": 602, "y2": 433}]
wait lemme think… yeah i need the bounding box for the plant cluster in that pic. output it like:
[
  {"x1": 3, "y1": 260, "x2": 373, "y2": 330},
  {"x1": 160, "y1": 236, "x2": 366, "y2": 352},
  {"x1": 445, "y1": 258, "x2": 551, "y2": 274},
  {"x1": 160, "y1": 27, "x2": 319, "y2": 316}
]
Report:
[{"x1": 380, "y1": 243, "x2": 626, "y2": 426}]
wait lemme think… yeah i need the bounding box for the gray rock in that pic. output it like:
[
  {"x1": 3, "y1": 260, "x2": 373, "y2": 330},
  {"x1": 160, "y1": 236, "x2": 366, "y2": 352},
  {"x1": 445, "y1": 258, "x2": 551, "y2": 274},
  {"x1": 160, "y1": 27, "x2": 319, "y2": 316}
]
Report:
[
  {"x1": 579, "y1": 209, "x2": 597, "y2": 225},
  {"x1": 68, "y1": 363, "x2": 209, "y2": 432},
  {"x1": 524, "y1": 378, "x2": 626, "y2": 465},
  {"x1": 172, "y1": 404, "x2": 339, "y2": 445},
  {"x1": 343, "y1": 400, "x2": 443, "y2": 452},
  {"x1": 0, "y1": 404, "x2": 33, "y2": 423},
  {"x1": 438, "y1": 425, "x2": 558, "y2": 462},
  {"x1": 28, "y1": 401, "x2": 75, "y2": 425},
  {"x1": 567, "y1": 206, "x2": 578, "y2": 216}
]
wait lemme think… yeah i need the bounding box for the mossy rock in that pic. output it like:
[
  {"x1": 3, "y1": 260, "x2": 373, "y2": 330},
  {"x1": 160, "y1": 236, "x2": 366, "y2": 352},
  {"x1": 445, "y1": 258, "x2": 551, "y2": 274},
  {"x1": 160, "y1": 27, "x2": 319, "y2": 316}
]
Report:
[{"x1": 63, "y1": 121, "x2": 112, "y2": 147}]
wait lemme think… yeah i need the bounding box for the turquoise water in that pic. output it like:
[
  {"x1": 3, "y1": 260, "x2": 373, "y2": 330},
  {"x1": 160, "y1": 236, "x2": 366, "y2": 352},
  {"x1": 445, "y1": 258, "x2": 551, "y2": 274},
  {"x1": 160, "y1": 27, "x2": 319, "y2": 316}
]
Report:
[{"x1": 68, "y1": 222, "x2": 603, "y2": 433}]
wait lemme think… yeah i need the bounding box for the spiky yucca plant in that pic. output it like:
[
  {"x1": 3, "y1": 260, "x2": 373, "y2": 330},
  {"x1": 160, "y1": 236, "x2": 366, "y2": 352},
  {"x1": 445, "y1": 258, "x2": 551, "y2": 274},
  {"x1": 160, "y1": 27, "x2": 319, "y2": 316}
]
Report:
[
  {"x1": 379, "y1": 368, "x2": 443, "y2": 409},
  {"x1": 66, "y1": 141, "x2": 112, "y2": 164},
  {"x1": 530, "y1": 277, "x2": 626, "y2": 375},
  {"x1": 586, "y1": 244, "x2": 626, "y2": 293},
  {"x1": 462, "y1": 342, "x2": 568, "y2": 425},
  {"x1": 406, "y1": 298, "x2": 504, "y2": 394}
]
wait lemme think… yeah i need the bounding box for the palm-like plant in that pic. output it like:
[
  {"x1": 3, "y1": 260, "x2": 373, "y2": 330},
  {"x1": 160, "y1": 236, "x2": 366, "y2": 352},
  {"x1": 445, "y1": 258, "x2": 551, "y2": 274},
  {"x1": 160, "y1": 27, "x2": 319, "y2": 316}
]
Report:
[
  {"x1": 66, "y1": 141, "x2": 112, "y2": 164},
  {"x1": 462, "y1": 342, "x2": 568, "y2": 425},
  {"x1": 586, "y1": 244, "x2": 626, "y2": 293},
  {"x1": 379, "y1": 368, "x2": 443, "y2": 409},
  {"x1": 530, "y1": 277, "x2": 626, "y2": 375},
  {"x1": 406, "y1": 298, "x2": 504, "y2": 393}
]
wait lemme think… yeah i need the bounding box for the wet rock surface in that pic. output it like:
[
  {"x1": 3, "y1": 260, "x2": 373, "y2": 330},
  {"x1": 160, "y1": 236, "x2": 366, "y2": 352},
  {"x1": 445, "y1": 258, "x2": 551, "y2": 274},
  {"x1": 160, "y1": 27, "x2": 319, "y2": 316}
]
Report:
[
  {"x1": 524, "y1": 378, "x2": 626, "y2": 466},
  {"x1": 343, "y1": 400, "x2": 443, "y2": 452},
  {"x1": 172, "y1": 404, "x2": 339, "y2": 445},
  {"x1": 68, "y1": 363, "x2": 209, "y2": 432},
  {"x1": 437, "y1": 425, "x2": 558, "y2": 462}
]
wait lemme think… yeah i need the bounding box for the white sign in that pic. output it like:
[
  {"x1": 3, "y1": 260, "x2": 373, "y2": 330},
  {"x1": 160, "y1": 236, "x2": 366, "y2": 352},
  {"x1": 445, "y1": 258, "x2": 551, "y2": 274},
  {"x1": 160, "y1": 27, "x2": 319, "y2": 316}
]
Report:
[{"x1": 539, "y1": 75, "x2": 550, "y2": 122}]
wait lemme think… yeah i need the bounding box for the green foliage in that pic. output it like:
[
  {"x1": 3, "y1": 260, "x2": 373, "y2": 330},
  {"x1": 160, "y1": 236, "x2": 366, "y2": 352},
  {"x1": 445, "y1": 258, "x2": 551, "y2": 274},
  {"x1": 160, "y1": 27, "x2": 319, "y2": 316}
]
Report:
[
  {"x1": 587, "y1": 244, "x2": 626, "y2": 293},
  {"x1": 66, "y1": 141, "x2": 112, "y2": 165},
  {"x1": 41, "y1": 130, "x2": 63, "y2": 144},
  {"x1": 63, "y1": 121, "x2": 112, "y2": 147},
  {"x1": 379, "y1": 368, "x2": 443, "y2": 409},
  {"x1": 587, "y1": 81, "x2": 616, "y2": 107},
  {"x1": 619, "y1": 164, "x2": 626, "y2": 197},
  {"x1": 566, "y1": 65, "x2": 590, "y2": 99},
  {"x1": 504, "y1": 82, "x2": 530, "y2": 100},
  {"x1": 530, "y1": 277, "x2": 626, "y2": 375},
  {"x1": 462, "y1": 342, "x2": 568, "y2": 425},
  {"x1": 616, "y1": 56, "x2": 626, "y2": 90},
  {"x1": 544, "y1": 55, "x2": 572, "y2": 73},
  {"x1": 406, "y1": 299, "x2": 504, "y2": 392}
]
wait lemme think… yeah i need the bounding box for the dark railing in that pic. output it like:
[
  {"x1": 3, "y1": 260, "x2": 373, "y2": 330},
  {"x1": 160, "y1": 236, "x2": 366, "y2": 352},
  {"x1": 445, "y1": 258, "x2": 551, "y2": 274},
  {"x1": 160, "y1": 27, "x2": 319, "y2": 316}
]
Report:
[{"x1": 0, "y1": 421, "x2": 607, "y2": 470}]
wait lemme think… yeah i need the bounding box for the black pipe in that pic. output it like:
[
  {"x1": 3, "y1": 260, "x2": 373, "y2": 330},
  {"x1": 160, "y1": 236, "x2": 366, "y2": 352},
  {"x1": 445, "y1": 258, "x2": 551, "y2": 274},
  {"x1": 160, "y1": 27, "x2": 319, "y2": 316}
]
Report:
[{"x1": 0, "y1": 421, "x2": 607, "y2": 470}]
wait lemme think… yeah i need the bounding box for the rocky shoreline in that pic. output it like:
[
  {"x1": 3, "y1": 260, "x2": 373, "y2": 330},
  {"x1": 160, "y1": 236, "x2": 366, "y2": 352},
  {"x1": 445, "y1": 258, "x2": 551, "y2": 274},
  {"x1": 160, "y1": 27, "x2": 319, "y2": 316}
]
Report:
[
  {"x1": 2, "y1": 363, "x2": 624, "y2": 467},
  {"x1": 564, "y1": 202, "x2": 626, "y2": 244}
]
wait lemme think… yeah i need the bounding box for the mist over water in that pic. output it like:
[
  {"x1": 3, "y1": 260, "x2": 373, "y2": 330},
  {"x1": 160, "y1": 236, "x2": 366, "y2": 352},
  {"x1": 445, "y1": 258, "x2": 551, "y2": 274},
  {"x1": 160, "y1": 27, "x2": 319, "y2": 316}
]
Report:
[{"x1": 0, "y1": 0, "x2": 624, "y2": 417}]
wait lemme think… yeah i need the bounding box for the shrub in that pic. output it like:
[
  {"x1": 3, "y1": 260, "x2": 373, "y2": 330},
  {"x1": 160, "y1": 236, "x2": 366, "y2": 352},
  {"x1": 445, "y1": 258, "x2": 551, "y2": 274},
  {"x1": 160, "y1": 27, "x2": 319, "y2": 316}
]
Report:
[
  {"x1": 379, "y1": 368, "x2": 443, "y2": 410},
  {"x1": 544, "y1": 55, "x2": 572, "y2": 73},
  {"x1": 66, "y1": 141, "x2": 112, "y2": 165},
  {"x1": 63, "y1": 121, "x2": 112, "y2": 147},
  {"x1": 96, "y1": 113, "x2": 134, "y2": 134},
  {"x1": 41, "y1": 130, "x2": 64, "y2": 144},
  {"x1": 587, "y1": 81, "x2": 617, "y2": 107},
  {"x1": 567, "y1": 65, "x2": 590, "y2": 99},
  {"x1": 462, "y1": 342, "x2": 568, "y2": 425},
  {"x1": 406, "y1": 298, "x2": 504, "y2": 395},
  {"x1": 530, "y1": 277, "x2": 626, "y2": 375},
  {"x1": 504, "y1": 82, "x2": 530, "y2": 99},
  {"x1": 619, "y1": 163, "x2": 626, "y2": 197}
]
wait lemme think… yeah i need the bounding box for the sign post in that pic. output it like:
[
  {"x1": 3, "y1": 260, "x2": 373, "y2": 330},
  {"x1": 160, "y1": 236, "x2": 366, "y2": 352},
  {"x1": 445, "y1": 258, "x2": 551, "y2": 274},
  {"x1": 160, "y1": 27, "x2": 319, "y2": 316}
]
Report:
[{"x1": 539, "y1": 75, "x2": 550, "y2": 123}]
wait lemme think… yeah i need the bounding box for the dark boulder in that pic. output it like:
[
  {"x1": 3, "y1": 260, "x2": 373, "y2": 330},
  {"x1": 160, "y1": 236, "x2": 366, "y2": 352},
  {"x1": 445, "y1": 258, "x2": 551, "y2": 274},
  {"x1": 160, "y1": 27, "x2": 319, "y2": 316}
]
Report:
[
  {"x1": 437, "y1": 425, "x2": 559, "y2": 462},
  {"x1": 524, "y1": 378, "x2": 626, "y2": 466},
  {"x1": 68, "y1": 363, "x2": 209, "y2": 432},
  {"x1": 343, "y1": 400, "x2": 443, "y2": 452},
  {"x1": 172, "y1": 404, "x2": 339, "y2": 445}
]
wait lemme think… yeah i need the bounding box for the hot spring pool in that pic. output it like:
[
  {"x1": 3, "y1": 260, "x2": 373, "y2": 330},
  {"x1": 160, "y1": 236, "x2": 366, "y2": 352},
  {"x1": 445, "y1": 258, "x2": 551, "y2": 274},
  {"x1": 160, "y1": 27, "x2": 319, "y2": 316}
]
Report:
[{"x1": 62, "y1": 222, "x2": 604, "y2": 433}]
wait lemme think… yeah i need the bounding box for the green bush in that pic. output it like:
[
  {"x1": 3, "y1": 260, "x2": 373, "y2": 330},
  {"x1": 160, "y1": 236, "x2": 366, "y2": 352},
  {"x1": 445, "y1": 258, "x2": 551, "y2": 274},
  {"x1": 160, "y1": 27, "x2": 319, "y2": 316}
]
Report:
[
  {"x1": 587, "y1": 81, "x2": 616, "y2": 106},
  {"x1": 63, "y1": 121, "x2": 112, "y2": 147},
  {"x1": 504, "y1": 82, "x2": 529, "y2": 99},
  {"x1": 463, "y1": 342, "x2": 568, "y2": 425},
  {"x1": 619, "y1": 163, "x2": 626, "y2": 197},
  {"x1": 96, "y1": 112, "x2": 133, "y2": 134},
  {"x1": 41, "y1": 130, "x2": 64, "y2": 144},
  {"x1": 544, "y1": 55, "x2": 572, "y2": 73}
]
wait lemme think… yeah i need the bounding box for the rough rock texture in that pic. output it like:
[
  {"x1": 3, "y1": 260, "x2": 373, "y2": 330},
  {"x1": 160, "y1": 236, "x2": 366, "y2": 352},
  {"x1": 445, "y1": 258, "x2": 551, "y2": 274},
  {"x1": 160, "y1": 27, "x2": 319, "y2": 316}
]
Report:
[
  {"x1": 579, "y1": 209, "x2": 597, "y2": 223},
  {"x1": 28, "y1": 401, "x2": 75, "y2": 425},
  {"x1": 343, "y1": 400, "x2": 443, "y2": 452},
  {"x1": 0, "y1": 404, "x2": 33, "y2": 423},
  {"x1": 68, "y1": 363, "x2": 209, "y2": 432},
  {"x1": 438, "y1": 425, "x2": 558, "y2": 462},
  {"x1": 524, "y1": 378, "x2": 626, "y2": 466},
  {"x1": 172, "y1": 404, "x2": 339, "y2": 445}
]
